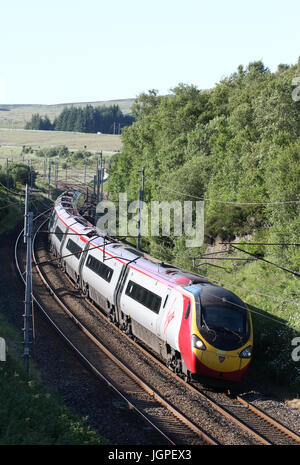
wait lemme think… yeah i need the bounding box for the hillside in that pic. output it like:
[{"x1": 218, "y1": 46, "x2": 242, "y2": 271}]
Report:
[
  {"x1": 0, "y1": 98, "x2": 135, "y2": 129},
  {"x1": 0, "y1": 128, "x2": 122, "y2": 153}
]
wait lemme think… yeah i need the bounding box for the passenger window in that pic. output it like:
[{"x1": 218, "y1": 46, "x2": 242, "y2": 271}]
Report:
[
  {"x1": 86, "y1": 255, "x2": 113, "y2": 282},
  {"x1": 66, "y1": 239, "x2": 82, "y2": 259},
  {"x1": 184, "y1": 302, "x2": 190, "y2": 320},
  {"x1": 125, "y1": 280, "x2": 162, "y2": 314}
]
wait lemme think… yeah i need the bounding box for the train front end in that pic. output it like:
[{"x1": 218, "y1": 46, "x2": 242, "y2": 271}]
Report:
[{"x1": 185, "y1": 284, "x2": 253, "y2": 383}]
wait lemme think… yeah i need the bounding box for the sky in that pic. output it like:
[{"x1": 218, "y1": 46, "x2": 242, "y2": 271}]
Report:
[{"x1": 1, "y1": 0, "x2": 299, "y2": 105}]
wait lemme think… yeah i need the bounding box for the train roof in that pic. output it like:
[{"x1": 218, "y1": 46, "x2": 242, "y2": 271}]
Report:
[{"x1": 198, "y1": 284, "x2": 247, "y2": 309}]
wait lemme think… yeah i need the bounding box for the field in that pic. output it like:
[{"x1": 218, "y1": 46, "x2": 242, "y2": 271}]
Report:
[
  {"x1": 0, "y1": 99, "x2": 124, "y2": 192},
  {"x1": 0, "y1": 128, "x2": 122, "y2": 153},
  {"x1": 0, "y1": 98, "x2": 135, "y2": 129},
  {"x1": 0, "y1": 128, "x2": 118, "y2": 196}
]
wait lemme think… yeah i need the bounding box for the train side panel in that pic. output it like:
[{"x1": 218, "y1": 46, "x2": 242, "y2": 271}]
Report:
[
  {"x1": 119, "y1": 268, "x2": 172, "y2": 354},
  {"x1": 60, "y1": 231, "x2": 85, "y2": 283},
  {"x1": 49, "y1": 213, "x2": 68, "y2": 258},
  {"x1": 156, "y1": 288, "x2": 184, "y2": 353}
]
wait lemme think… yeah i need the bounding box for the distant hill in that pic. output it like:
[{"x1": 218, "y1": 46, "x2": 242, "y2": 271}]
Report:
[
  {"x1": 0, "y1": 128, "x2": 122, "y2": 152},
  {"x1": 0, "y1": 98, "x2": 135, "y2": 129}
]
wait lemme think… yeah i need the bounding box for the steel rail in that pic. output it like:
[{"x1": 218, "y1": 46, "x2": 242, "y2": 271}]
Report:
[
  {"x1": 22, "y1": 212, "x2": 300, "y2": 445},
  {"x1": 77, "y1": 269, "x2": 300, "y2": 446},
  {"x1": 236, "y1": 395, "x2": 300, "y2": 444},
  {"x1": 15, "y1": 220, "x2": 175, "y2": 445},
  {"x1": 15, "y1": 217, "x2": 217, "y2": 446}
]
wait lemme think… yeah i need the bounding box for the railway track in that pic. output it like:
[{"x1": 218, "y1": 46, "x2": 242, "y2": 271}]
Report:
[
  {"x1": 15, "y1": 214, "x2": 216, "y2": 446},
  {"x1": 187, "y1": 384, "x2": 300, "y2": 445},
  {"x1": 85, "y1": 296, "x2": 300, "y2": 445},
  {"x1": 15, "y1": 211, "x2": 300, "y2": 446}
]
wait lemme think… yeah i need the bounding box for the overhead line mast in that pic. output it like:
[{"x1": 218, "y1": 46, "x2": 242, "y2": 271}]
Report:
[
  {"x1": 23, "y1": 183, "x2": 41, "y2": 374},
  {"x1": 23, "y1": 184, "x2": 34, "y2": 374}
]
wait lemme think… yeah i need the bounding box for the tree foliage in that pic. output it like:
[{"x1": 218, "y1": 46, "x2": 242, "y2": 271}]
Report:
[
  {"x1": 9, "y1": 162, "x2": 36, "y2": 185},
  {"x1": 108, "y1": 60, "x2": 300, "y2": 271},
  {"x1": 25, "y1": 114, "x2": 53, "y2": 130},
  {"x1": 25, "y1": 105, "x2": 135, "y2": 134},
  {"x1": 0, "y1": 162, "x2": 35, "y2": 187}
]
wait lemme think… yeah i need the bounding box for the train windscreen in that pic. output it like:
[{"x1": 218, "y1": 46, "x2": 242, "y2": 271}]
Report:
[
  {"x1": 196, "y1": 285, "x2": 250, "y2": 350},
  {"x1": 201, "y1": 303, "x2": 246, "y2": 335}
]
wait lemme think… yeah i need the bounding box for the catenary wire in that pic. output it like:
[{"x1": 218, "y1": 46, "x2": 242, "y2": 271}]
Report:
[{"x1": 192, "y1": 271, "x2": 300, "y2": 306}]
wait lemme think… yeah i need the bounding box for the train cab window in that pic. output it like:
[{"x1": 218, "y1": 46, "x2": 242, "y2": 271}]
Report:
[
  {"x1": 86, "y1": 255, "x2": 113, "y2": 282},
  {"x1": 184, "y1": 302, "x2": 190, "y2": 320},
  {"x1": 125, "y1": 280, "x2": 162, "y2": 314},
  {"x1": 55, "y1": 225, "x2": 64, "y2": 242},
  {"x1": 66, "y1": 239, "x2": 82, "y2": 259}
]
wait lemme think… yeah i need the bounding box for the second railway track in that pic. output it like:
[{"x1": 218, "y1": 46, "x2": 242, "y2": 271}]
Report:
[
  {"x1": 15, "y1": 211, "x2": 300, "y2": 446},
  {"x1": 16, "y1": 214, "x2": 216, "y2": 445}
]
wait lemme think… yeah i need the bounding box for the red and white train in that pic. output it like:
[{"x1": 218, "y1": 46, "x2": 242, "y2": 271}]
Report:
[{"x1": 48, "y1": 190, "x2": 253, "y2": 383}]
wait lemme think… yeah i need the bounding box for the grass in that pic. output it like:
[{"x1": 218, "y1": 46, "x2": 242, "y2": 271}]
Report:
[
  {"x1": 0, "y1": 144, "x2": 113, "y2": 194},
  {"x1": 0, "y1": 178, "x2": 55, "y2": 232},
  {"x1": 0, "y1": 128, "x2": 122, "y2": 153},
  {"x1": 0, "y1": 314, "x2": 108, "y2": 445},
  {"x1": 191, "y1": 249, "x2": 300, "y2": 396},
  {"x1": 0, "y1": 203, "x2": 23, "y2": 233},
  {"x1": 0, "y1": 184, "x2": 109, "y2": 444},
  {"x1": 0, "y1": 146, "x2": 22, "y2": 158}
]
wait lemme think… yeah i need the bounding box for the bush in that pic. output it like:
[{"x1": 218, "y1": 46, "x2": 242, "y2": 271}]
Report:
[
  {"x1": 0, "y1": 196, "x2": 7, "y2": 222},
  {"x1": 36, "y1": 146, "x2": 69, "y2": 158},
  {"x1": 9, "y1": 163, "x2": 36, "y2": 186},
  {"x1": 204, "y1": 205, "x2": 263, "y2": 243}
]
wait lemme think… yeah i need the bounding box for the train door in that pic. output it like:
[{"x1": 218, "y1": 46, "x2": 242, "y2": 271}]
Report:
[
  {"x1": 155, "y1": 288, "x2": 172, "y2": 339},
  {"x1": 63, "y1": 234, "x2": 84, "y2": 282},
  {"x1": 119, "y1": 269, "x2": 161, "y2": 335}
]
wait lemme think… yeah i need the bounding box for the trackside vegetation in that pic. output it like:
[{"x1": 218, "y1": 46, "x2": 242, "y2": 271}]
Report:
[
  {"x1": 107, "y1": 60, "x2": 300, "y2": 394},
  {"x1": 0, "y1": 317, "x2": 108, "y2": 445},
  {"x1": 0, "y1": 162, "x2": 35, "y2": 225},
  {"x1": 0, "y1": 187, "x2": 108, "y2": 443}
]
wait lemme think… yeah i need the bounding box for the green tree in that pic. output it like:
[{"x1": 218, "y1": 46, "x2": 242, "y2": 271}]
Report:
[
  {"x1": 9, "y1": 163, "x2": 36, "y2": 185},
  {"x1": 108, "y1": 60, "x2": 300, "y2": 271},
  {"x1": 25, "y1": 114, "x2": 53, "y2": 130}
]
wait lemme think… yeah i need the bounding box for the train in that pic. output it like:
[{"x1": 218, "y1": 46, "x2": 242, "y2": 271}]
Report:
[{"x1": 48, "y1": 190, "x2": 253, "y2": 383}]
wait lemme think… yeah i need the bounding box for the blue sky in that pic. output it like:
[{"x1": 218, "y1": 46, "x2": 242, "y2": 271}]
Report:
[{"x1": 1, "y1": 0, "x2": 299, "y2": 104}]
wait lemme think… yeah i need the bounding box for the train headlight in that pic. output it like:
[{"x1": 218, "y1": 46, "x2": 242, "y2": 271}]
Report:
[
  {"x1": 239, "y1": 346, "x2": 252, "y2": 358},
  {"x1": 192, "y1": 334, "x2": 206, "y2": 351}
]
